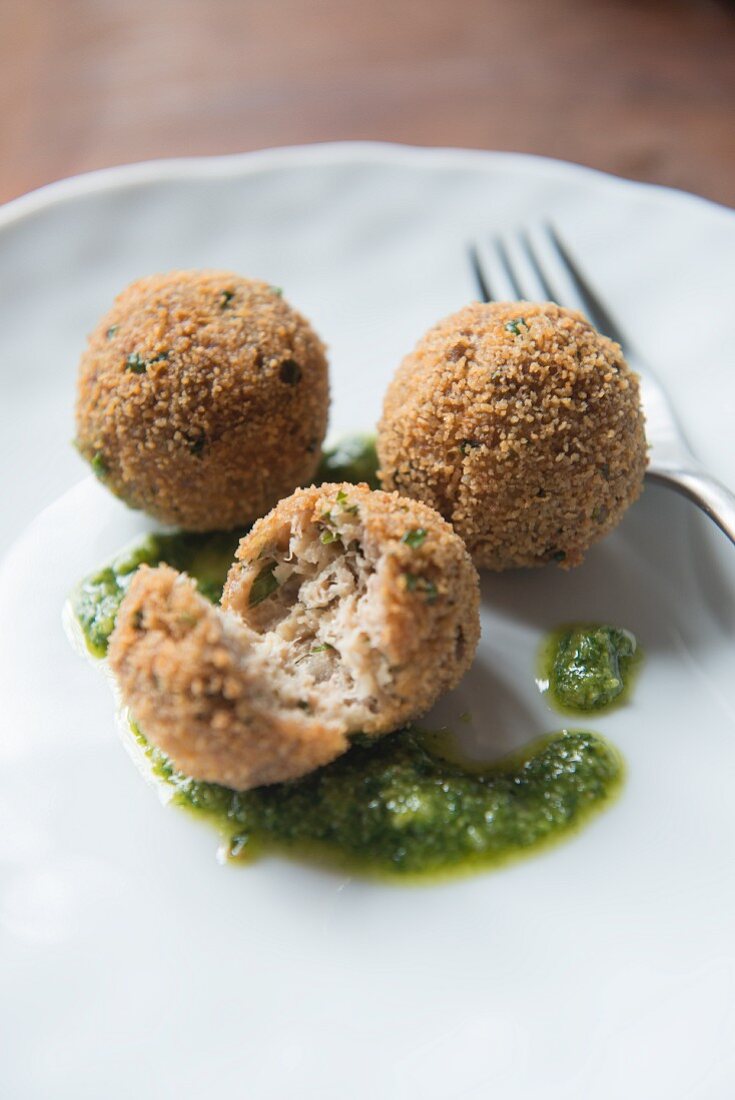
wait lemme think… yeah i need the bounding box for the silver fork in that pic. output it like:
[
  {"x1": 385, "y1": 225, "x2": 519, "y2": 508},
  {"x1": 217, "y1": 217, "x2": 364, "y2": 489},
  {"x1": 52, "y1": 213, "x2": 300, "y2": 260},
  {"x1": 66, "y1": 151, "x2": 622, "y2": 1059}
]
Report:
[{"x1": 469, "y1": 226, "x2": 735, "y2": 547}]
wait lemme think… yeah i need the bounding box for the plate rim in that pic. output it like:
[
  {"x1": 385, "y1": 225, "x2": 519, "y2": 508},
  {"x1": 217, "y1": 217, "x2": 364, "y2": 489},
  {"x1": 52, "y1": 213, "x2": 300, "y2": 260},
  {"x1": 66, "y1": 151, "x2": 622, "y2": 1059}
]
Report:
[{"x1": 1, "y1": 140, "x2": 733, "y2": 235}]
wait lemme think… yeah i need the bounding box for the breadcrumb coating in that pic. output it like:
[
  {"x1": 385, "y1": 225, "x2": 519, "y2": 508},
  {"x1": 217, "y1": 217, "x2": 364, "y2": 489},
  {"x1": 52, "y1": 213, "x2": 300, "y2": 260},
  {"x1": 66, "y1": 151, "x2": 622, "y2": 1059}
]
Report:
[
  {"x1": 75, "y1": 270, "x2": 329, "y2": 530},
  {"x1": 378, "y1": 301, "x2": 647, "y2": 569},
  {"x1": 108, "y1": 484, "x2": 480, "y2": 790}
]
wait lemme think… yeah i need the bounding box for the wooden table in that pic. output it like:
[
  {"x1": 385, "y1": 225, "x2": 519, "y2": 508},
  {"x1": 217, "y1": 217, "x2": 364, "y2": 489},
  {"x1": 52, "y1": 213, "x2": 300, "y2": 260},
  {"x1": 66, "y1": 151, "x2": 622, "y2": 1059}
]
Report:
[{"x1": 2, "y1": 0, "x2": 734, "y2": 208}]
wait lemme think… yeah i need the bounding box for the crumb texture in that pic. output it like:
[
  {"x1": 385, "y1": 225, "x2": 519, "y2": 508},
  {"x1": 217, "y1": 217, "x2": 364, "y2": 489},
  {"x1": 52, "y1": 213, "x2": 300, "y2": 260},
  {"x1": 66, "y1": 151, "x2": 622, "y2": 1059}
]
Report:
[
  {"x1": 75, "y1": 270, "x2": 329, "y2": 530},
  {"x1": 378, "y1": 301, "x2": 647, "y2": 569}
]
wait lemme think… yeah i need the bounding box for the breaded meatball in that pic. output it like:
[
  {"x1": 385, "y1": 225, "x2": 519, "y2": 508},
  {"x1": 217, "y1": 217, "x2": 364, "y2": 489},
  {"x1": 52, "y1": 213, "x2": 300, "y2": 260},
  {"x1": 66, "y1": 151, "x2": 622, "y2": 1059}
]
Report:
[
  {"x1": 75, "y1": 271, "x2": 329, "y2": 530},
  {"x1": 378, "y1": 301, "x2": 647, "y2": 570},
  {"x1": 108, "y1": 483, "x2": 480, "y2": 789}
]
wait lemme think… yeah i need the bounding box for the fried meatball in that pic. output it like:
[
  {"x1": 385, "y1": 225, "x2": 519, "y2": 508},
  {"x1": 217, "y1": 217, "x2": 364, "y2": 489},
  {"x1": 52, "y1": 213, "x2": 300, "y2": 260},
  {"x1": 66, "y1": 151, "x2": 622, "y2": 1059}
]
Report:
[
  {"x1": 108, "y1": 483, "x2": 480, "y2": 790},
  {"x1": 75, "y1": 270, "x2": 329, "y2": 530},
  {"x1": 377, "y1": 301, "x2": 647, "y2": 570}
]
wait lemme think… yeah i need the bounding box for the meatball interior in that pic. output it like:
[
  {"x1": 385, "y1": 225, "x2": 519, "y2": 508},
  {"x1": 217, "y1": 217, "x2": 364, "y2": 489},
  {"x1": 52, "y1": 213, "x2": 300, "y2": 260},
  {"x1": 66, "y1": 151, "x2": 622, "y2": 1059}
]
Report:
[{"x1": 109, "y1": 484, "x2": 480, "y2": 790}]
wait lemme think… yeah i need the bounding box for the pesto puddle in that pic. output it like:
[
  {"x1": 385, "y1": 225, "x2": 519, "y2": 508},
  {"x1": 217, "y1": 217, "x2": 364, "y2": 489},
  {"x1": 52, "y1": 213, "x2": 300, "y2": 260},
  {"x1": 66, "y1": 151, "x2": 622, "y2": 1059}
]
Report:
[
  {"x1": 539, "y1": 624, "x2": 642, "y2": 715},
  {"x1": 132, "y1": 721, "x2": 623, "y2": 879},
  {"x1": 69, "y1": 434, "x2": 632, "y2": 881}
]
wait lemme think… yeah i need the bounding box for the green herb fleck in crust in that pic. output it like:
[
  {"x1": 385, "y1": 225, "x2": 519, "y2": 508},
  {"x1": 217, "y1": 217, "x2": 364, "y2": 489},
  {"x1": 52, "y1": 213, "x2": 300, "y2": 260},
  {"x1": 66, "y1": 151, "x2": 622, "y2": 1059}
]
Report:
[
  {"x1": 504, "y1": 317, "x2": 528, "y2": 336},
  {"x1": 91, "y1": 451, "x2": 108, "y2": 479},
  {"x1": 402, "y1": 527, "x2": 427, "y2": 549},
  {"x1": 125, "y1": 353, "x2": 147, "y2": 374},
  {"x1": 125, "y1": 351, "x2": 169, "y2": 374},
  {"x1": 403, "y1": 573, "x2": 438, "y2": 602},
  {"x1": 335, "y1": 489, "x2": 359, "y2": 515}
]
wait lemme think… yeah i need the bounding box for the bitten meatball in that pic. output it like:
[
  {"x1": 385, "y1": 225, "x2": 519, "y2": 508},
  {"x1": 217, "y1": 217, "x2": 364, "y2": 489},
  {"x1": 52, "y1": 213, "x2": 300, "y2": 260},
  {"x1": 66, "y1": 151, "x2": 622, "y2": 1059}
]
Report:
[
  {"x1": 377, "y1": 301, "x2": 647, "y2": 570},
  {"x1": 75, "y1": 270, "x2": 329, "y2": 530},
  {"x1": 108, "y1": 483, "x2": 481, "y2": 790}
]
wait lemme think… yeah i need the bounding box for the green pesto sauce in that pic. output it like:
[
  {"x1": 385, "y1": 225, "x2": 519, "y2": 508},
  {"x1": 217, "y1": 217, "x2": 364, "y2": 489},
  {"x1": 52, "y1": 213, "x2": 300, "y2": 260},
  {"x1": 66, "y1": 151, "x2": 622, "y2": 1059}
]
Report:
[
  {"x1": 541, "y1": 624, "x2": 641, "y2": 715},
  {"x1": 72, "y1": 530, "x2": 240, "y2": 657},
  {"x1": 317, "y1": 433, "x2": 380, "y2": 489},
  {"x1": 73, "y1": 433, "x2": 380, "y2": 657},
  {"x1": 71, "y1": 437, "x2": 625, "y2": 880},
  {"x1": 134, "y1": 723, "x2": 622, "y2": 880}
]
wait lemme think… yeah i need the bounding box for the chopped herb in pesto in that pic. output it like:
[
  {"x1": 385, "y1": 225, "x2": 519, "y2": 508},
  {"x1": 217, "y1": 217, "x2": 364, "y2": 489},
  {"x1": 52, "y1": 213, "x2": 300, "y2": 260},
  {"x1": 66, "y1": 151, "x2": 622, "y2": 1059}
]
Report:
[
  {"x1": 505, "y1": 317, "x2": 528, "y2": 335},
  {"x1": 541, "y1": 624, "x2": 640, "y2": 713},
  {"x1": 320, "y1": 529, "x2": 340, "y2": 545},
  {"x1": 279, "y1": 359, "x2": 302, "y2": 384},
  {"x1": 402, "y1": 527, "x2": 427, "y2": 549},
  {"x1": 403, "y1": 573, "x2": 438, "y2": 602},
  {"x1": 131, "y1": 724, "x2": 623, "y2": 878},
  {"x1": 317, "y1": 434, "x2": 380, "y2": 490},
  {"x1": 249, "y1": 561, "x2": 279, "y2": 606}
]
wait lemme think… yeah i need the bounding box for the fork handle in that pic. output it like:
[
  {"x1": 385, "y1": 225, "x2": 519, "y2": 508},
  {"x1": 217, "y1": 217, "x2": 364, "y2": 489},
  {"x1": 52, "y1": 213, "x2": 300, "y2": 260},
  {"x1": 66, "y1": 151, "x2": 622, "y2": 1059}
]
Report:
[{"x1": 646, "y1": 465, "x2": 735, "y2": 547}]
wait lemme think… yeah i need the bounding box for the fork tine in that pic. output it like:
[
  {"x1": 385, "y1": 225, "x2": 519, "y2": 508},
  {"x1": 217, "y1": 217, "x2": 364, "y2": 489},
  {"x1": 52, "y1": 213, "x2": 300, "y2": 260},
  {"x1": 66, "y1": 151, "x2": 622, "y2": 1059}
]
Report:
[
  {"x1": 544, "y1": 225, "x2": 628, "y2": 348},
  {"x1": 471, "y1": 228, "x2": 630, "y2": 354},
  {"x1": 494, "y1": 239, "x2": 524, "y2": 299},
  {"x1": 469, "y1": 240, "x2": 520, "y2": 302},
  {"x1": 471, "y1": 233, "x2": 556, "y2": 304},
  {"x1": 518, "y1": 230, "x2": 556, "y2": 301},
  {"x1": 519, "y1": 226, "x2": 589, "y2": 316},
  {"x1": 467, "y1": 244, "x2": 492, "y2": 302}
]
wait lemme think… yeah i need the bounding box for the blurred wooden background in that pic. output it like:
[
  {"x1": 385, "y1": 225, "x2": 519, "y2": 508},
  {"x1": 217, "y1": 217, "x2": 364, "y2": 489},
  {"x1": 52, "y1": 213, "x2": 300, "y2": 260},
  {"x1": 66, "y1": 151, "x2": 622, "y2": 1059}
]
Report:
[{"x1": 2, "y1": 0, "x2": 734, "y2": 207}]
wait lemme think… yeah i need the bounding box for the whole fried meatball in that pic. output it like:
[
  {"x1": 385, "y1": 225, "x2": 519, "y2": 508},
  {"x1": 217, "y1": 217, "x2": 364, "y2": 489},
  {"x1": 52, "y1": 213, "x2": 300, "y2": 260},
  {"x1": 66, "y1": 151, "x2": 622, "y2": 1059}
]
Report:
[
  {"x1": 377, "y1": 301, "x2": 647, "y2": 570},
  {"x1": 108, "y1": 483, "x2": 480, "y2": 789},
  {"x1": 75, "y1": 271, "x2": 329, "y2": 530}
]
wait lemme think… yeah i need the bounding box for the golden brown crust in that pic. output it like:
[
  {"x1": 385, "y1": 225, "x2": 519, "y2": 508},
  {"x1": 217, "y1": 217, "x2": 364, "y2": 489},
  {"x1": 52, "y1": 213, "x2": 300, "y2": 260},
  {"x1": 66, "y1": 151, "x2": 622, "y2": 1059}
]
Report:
[
  {"x1": 377, "y1": 301, "x2": 647, "y2": 570},
  {"x1": 75, "y1": 271, "x2": 329, "y2": 530},
  {"x1": 108, "y1": 564, "x2": 348, "y2": 789}
]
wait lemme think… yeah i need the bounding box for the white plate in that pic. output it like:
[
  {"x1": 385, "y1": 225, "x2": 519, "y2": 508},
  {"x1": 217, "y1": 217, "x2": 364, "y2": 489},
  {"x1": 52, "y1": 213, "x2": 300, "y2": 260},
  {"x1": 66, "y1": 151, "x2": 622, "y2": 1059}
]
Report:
[{"x1": 1, "y1": 144, "x2": 735, "y2": 1099}]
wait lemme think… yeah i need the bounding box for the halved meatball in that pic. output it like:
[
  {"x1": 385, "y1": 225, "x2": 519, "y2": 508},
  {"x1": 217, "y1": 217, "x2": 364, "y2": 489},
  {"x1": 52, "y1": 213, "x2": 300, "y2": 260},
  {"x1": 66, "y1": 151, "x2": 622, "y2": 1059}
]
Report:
[{"x1": 108, "y1": 484, "x2": 480, "y2": 789}]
